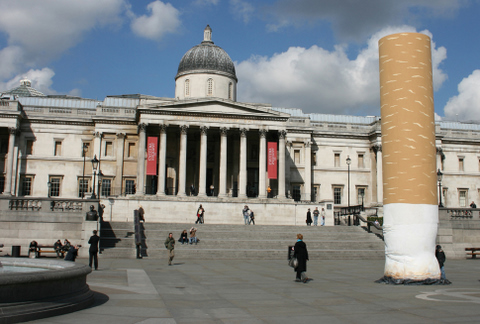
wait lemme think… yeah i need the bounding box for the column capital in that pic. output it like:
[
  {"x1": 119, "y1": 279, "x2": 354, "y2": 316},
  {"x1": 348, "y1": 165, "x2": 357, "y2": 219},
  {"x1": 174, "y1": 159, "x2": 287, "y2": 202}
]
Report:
[
  {"x1": 200, "y1": 126, "x2": 209, "y2": 135},
  {"x1": 93, "y1": 131, "x2": 102, "y2": 138},
  {"x1": 304, "y1": 140, "x2": 311, "y2": 148},
  {"x1": 8, "y1": 127, "x2": 18, "y2": 135},
  {"x1": 240, "y1": 128, "x2": 248, "y2": 137},
  {"x1": 278, "y1": 130, "x2": 287, "y2": 139},
  {"x1": 259, "y1": 129, "x2": 267, "y2": 138},
  {"x1": 372, "y1": 144, "x2": 382, "y2": 152},
  {"x1": 220, "y1": 127, "x2": 229, "y2": 136},
  {"x1": 116, "y1": 132, "x2": 126, "y2": 139},
  {"x1": 160, "y1": 124, "x2": 167, "y2": 133},
  {"x1": 138, "y1": 123, "x2": 147, "y2": 133},
  {"x1": 180, "y1": 124, "x2": 189, "y2": 134}
]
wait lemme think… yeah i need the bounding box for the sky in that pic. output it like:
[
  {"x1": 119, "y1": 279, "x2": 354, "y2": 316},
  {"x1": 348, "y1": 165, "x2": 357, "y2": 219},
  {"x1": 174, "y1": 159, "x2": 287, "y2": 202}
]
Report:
[{"x1": 0, "y1": 0, "x2": 479, "y2": 122}]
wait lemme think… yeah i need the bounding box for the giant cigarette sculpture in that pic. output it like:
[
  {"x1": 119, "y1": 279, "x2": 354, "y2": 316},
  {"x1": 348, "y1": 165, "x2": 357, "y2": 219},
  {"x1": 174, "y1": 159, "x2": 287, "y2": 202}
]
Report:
[{"x1": 378, "y1": 33, "x2": 440, "y2": 283}]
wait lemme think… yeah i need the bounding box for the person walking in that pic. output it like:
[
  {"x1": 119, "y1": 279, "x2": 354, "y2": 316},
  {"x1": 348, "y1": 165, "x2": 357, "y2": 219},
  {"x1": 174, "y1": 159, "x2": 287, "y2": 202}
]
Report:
[
  {"x1": 88, "y1": 230, "x2": 100, "y2": 270},
  {"x1": 313, "y1": 207, "x2": 319, "y2": 226},
  {"x1": 320, "y1": 208, "x2": 326, "y2": 226},
  {"x1": 293, "y1": 234, "x2": 309, "y2": 283},
  {"x1": 243, "y1": 205, "x2": 250, "y2": 225},
  {"x1": 249, "y1": 209, "x2": 255, "y2": 225},
  {"x1": 435, "y1": 244, "x2": 446, "y2": 280},
  {"x1": 196, "y1": 204, "x2": 205, "y2": 224},
  {"x1": 164, "y1": 233, "x2": 175, "y2": 265},
  {"x1": 306, "y1": 209, "x2": 312, "y2": 226}
]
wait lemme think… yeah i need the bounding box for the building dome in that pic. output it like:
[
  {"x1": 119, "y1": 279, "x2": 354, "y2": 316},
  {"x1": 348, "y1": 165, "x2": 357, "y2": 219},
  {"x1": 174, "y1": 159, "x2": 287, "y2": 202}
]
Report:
[{"x1": 176, "y1": 25, "x2": 237, "y2": 81}]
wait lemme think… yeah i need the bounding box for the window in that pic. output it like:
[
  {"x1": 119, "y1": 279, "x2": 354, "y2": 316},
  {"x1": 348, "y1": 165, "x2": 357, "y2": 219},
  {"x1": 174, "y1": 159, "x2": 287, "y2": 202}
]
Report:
[
  {"x1": 0, "y1": 176, "x2": 4, "y2": 193},
  {"x1": 21, "y1": 176, "x2": 33, "y2": 196},
  {"x1": 54, "y1": 141, "x2": 62, "y2": 156},
  {"x1": 334, "y1": 153, "x2": 340, "y2": 167},
  {"x1": 78, "y1": 178, "x2": 89, "y2": 198},
  {"x1": 49, "y1": 177, "x2": 61, "y2": 197},
  {"x1": 0, "y1": 137, "x2": 8, "y2": 154},
  {"x1": 459, "y1": 157, "x2": 464, "y2": 171},
  {"x1": 459, "y1": 189, "x2": 468, "y2": 207},
  {"x1": 207, "y1": 78, "x2": 213, "y2": 96},
  {"x1": 333, "y1": 186, "x2": 342, "y2": 204},
  {"x1": 185, "y1": 79, "x2": 190, "y2": 96},
  {"x1": 101, "y1": 179, "x2": 112, "y2": 197},
  {"x1": 26, "y1": 139, "x2": 34, "y2": 155},
  {"x1": 294, "y1": 150, "x2": 300, "y2": 164},
  {"x1": 105, "y1": 141, "x2": 113, "y2": 156},
  {"x1": 125, "y1": 179, "x2": 136, "y2": 195},
  {"x1": 128, "y1": 142, "x2": 136, "y2": 158},
  {"x1": 312, "y1": 152, "x2": 317, "y2": 166},
  {"x1": 357, "y1": 187, "x2": 366, "y2": 205},
  {"x1": 358, "y1": 154, "x2": 364, "y2": 168},
  {"x1": 228, "y1": 82, "x2": 233, "y2": 100}
]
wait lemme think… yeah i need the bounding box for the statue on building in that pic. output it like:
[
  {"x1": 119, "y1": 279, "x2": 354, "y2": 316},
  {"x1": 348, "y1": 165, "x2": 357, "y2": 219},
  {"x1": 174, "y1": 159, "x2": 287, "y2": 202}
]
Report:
[{"x1": 86, "y1": 205, "x2": 98, "y2": 221}]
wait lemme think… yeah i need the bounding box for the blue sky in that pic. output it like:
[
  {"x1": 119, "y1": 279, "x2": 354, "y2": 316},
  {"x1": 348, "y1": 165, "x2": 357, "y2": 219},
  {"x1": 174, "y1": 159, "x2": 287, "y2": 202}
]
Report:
[{"x1": 0, "y1": 0, "x2": 479, "y2": 121}]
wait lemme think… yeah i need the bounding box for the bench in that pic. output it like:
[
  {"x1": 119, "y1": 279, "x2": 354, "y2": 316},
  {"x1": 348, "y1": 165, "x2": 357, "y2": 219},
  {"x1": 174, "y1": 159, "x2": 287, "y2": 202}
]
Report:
[
  {"x1": 465, "y1": 247, "x2": 480, "y2": 259},
  {"x1": 28, "y1": 245, "x2": 64, "y2": 258}
]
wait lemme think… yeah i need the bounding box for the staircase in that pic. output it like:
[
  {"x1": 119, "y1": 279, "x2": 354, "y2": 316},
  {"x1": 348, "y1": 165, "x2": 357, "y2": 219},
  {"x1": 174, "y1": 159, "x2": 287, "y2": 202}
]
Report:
[{"x1": 100, "y1": 222, "x2": 385, "y2": 260}]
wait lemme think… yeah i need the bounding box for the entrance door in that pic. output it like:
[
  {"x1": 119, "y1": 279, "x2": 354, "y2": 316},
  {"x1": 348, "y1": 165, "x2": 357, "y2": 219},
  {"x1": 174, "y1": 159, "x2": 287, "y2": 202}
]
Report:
[{"x1": 247, "y1": 168, "x2": 258, "y2": 197}]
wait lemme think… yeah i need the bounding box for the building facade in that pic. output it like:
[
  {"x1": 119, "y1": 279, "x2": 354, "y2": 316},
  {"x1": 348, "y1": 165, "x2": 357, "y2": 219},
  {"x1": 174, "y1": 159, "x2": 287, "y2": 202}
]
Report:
[{"x1": 1, "y1": 26, "x2": 480, "y2": 211}]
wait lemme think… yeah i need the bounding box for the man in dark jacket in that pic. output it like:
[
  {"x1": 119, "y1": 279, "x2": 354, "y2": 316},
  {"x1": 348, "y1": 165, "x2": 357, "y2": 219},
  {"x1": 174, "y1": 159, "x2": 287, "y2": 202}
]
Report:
[
  {"x1": 165, "y1": 233, "x2": 175, "y2": 265},
  {"x1": 435, "y1": 245, "x2": 446, "y2": 280},
  {"x1": 294, "y1": 234, "x2": 309, "y2": 283},
  {"x1": 88, "y1": 230, "x2": 100, "y2": 270},
  {"x1": 64, "y1": 245, "x2": 79, "y2": 262}
]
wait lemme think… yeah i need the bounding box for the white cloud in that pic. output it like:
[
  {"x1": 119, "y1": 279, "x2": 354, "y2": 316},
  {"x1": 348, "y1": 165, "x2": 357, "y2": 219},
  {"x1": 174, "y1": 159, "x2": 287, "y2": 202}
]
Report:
[
  {"x1": 0, "y1": 46, "x2": 26, "y2": 80},
  {"x1": 130, "y1": 1, "x2": 181, "y2": 41},
  {"x1": 230, "y1": 0, "x2": 255, "y2": 23},
  {"x1": 193, "y1": 0, "x2": 220, "y2": 5},
  {"x1": 237, "y1": 26, "x2": 448, "y2": 115},
  {"x1": 443, "y1": 70, "x2": 480, "y2": 122},
  {"x1": 0, "y1": 68, "x2": 56, "y2": 95}
]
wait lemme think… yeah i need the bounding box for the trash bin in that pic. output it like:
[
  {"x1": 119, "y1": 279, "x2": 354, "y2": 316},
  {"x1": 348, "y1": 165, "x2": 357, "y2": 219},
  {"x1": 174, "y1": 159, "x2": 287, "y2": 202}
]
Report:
[
  {"x1": 12, "y1": 245, "x2": 21, "y2": 257},
  {"x1": 288, "y1": 245, "x2": 295, "y2": 260}
]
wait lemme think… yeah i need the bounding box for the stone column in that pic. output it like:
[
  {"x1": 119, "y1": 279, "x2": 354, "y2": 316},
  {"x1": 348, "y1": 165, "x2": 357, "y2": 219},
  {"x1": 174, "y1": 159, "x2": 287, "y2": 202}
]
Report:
[
  {"x1": 304, "y1": 140, "x2": 312, "y2": 201},
  {"x1": 198, "y1": 126, "x2": 208, "y2": 197},
  {"x1": 177, "y1": 125, "x2": 188, "y2": 196},
  {"x1": 157, "y1": 125, "x2": 167, "y2": 196},
  {"x1": 277, "y1": 130, "x2": 286, "y2": 199},
  {"x1": 379, "y1": 32, "x2": 439, "y2": 282},
  {"x1": 136, "y1": 123, "x2": 147, "y2": 196},
  {"x1": 258, "y1": 129, "x2": 267, "y2": 198},
  {"x1": 115, "y1": 133, "x2": 126, "y2": 196},
  {"x1": 92, "y1": 131, "x2": 102, "y2": 195},
  {"x1": 218, "y1": 127, "x2": 228, "y2": 198},
  {"x1": 2, "y1": 128, "x2": 17, "y2": 196},
  {"x1": 375, "y1": 145, "x2": 383, "y2": 204},
  {"x1": 238, "y1": 128, "x2": 247, "y2": 198}
]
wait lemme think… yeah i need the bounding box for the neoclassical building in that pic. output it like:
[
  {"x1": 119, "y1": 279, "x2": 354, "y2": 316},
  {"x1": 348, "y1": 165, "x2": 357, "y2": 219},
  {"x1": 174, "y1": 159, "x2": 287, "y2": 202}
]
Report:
[{"x1": 1, "y1": 26, "x2": 480, "y2": 219}]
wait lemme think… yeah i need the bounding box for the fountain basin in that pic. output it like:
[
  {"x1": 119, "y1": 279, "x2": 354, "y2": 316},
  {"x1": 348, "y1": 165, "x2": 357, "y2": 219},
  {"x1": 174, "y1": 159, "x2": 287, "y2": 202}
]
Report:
[{"x1": 0, "y1": 257, "x2": 93, "y2": 323}]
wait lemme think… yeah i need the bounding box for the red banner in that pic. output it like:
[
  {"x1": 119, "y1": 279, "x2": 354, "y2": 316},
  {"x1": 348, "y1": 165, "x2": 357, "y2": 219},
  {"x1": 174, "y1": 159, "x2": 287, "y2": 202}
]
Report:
[
  {"x1": 268, "y1": 142, "x2": 277, "y2": 179},
  {"x1": 146, "y1": 137, "x2": 158, "y2": 175}
]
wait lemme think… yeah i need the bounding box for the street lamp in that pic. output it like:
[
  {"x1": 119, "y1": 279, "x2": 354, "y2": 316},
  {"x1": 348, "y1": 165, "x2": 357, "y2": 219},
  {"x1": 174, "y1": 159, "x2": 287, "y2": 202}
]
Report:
[
  {"x1": 82, "y1": 143, "x2": 87, "y2": 198},
  {"x1": 346, "y1": 156, "x2": 351, "y2": 208},
  {"x1": 91, "y1": 155, "x2": 99, "y2": 199},
  {"x1": 47, "y1": 181, "x2": 51, "y2": 198},
  {"x1": 437, "y1": 169, "x2": 444, "y2": 207}
]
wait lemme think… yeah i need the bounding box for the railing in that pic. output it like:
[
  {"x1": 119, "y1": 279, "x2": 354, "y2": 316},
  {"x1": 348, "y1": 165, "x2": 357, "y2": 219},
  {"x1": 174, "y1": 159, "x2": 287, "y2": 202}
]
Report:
[
  {"x1": 5, "y1": 197, "x2": 93, "y2": 212},
  {"x1": 445, "y1": 208, "x2": 479, "y2": 219}
]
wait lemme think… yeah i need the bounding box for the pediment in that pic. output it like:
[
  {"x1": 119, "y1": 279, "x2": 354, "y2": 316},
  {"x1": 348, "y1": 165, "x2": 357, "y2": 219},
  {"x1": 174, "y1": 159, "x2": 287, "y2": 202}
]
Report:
[{"x1": 140, "y1": 97, "x2": 290, "y2": 121}]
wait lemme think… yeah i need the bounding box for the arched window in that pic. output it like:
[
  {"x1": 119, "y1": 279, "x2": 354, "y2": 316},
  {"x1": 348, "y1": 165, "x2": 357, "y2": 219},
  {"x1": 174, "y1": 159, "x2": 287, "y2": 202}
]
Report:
[
  {"x1": 185, "y1": 79, "x2": 190, "y2": 96},
  {"x1": 228, "y1": 82, "x2": 233, "y2": 100},
  {"x1": 207, "y1": 78, "x2": 213, "y2": 96}
]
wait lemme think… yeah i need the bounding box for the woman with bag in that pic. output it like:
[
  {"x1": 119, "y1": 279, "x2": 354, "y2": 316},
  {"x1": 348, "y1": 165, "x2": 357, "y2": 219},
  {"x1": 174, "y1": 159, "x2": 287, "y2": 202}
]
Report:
[{"x1": 294, "y1": 233, "x2": 309, "y2": 283}]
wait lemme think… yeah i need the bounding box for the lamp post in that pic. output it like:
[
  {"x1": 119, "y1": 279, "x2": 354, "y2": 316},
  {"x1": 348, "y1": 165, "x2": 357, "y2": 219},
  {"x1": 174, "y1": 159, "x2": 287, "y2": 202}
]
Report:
[
  {"x1": 82, "y1": 143, "x2": 87, "y2": 198},
  {"x1": 437, "y1": 169, "x2": 444, "y2": 207},
  {"x1": 346, "y1": 156, "x2": 351, "y2": 226},
  {"x1": 91, "y1": 155, "x2": 99, "y2": 199},
  {"x1": 47, "y1": 181, "x2": 51, "y2": 198}
]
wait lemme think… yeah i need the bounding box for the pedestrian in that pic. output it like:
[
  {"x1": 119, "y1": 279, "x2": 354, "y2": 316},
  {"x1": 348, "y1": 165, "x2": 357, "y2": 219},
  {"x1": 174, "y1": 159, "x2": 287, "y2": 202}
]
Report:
[
  {"x1": 313, "y1": 207, "x2": 319, "y2": 226},
  {"x1": 249, "y1": 209, "x2": 255, "y2": 225},
  {"x1": 243, "y1": 205, "x2": 250, "y2": 225},
  {"x1": 88, "y1": 230, "x2": 100, "y2": 270},
  {"x1": 293, "y1": 234, "x2": 309, "y2": 283},
  {"x1": 178, "y1": 229, "x2": 188, "y2": 244},
  {"x1": 306, "y1": 208, "x2": 312, "y2": 226},
  {"x1": 190, "y1": 183, "x2": 195, "y2": 196},
  {"x1": 210, "y1": 184, "x2": 215, "y2": 196},
  {"x1": 138, "y1": 205, "x2": 145, "y2": 222},
  {"x1": 320, "y1": 208, "x2": 326, "y2": 226},
  {"x1": 267, "y1": 186, "x2": 272, "y2": 198},
  {"x1": 435, "y1": 244, "x2": 446, "y2": 280},
  {"x1": 164, "y1": 233, "x2": 175, "y2": 265},
  {"x1": 64, "y1": 245, "x2": 80, "y2": 262},
  {"x1": 470, "y1": 201, "x2": 477, "y2": 208},
  {"x1": 196, "y1": 204, "x2": 205, "y2": 224}
]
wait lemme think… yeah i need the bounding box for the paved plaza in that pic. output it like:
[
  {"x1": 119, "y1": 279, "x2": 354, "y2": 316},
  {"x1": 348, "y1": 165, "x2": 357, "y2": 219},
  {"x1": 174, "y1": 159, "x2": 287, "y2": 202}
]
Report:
[{"x1": 25, "y1": 256, "x2": 480, "y2": 324}]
